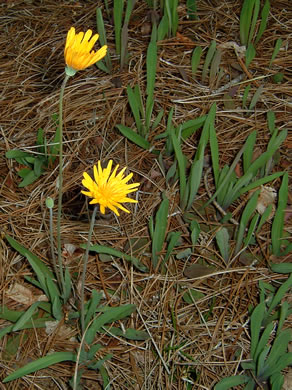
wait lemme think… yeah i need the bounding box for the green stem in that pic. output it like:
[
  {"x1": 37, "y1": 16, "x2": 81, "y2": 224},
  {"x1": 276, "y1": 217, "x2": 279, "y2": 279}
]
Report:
[
  {"x1": 56, "y1": 73, "x2": 70, "y2": 298},
  {"x1": 81, "y1": 205, "x2": 98, "y2": 334},
  {"x1": 49, "y1": 207, "x2": 60, "y2": 286}
]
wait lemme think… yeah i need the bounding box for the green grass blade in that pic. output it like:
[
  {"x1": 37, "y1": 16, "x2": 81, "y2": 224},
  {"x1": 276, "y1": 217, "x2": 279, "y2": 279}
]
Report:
[
  {"x1": 267, "y1": 273, "x2": 292, "y2": 316},
  {"x1": 271, "y1": 373, "x2": 284, "y2": 390},
  {"x1": 257, "y1": 345, "x2": 271, "y2": 377},
  {"x1": 52, "y1": 295, "x2": 62, "y2": 321},
  {"x1": 113, "y1": 0, "x2": 124, "y2": 55},
  {"x1": 181, "y1": 116, "x2": 206, "y2": 140},
  {"x1": 116, "y1": 124, "x2": 151, "y2": 150},
  {"x1": 146, "y1": 41, "x2": 157, "y2": 98},
  {"x1": 238, "y1": 172, "x2": 284, "y2": 198},
  {"x1": 268, "y1": 353, "x2": 292, "y2": 378},
  {"x1": 202, "y1": 40, "x2": 216, "y2": 82},
  {"x1": 246, "y1": 43, "x2": 256, "y2": 68},
  {"x1": 277, "y1": 301, "x2": 289, "y2": 336},
  {"x1": 269, "y1": 38, "x2": 282, "y2": 66},
  {"x1": 255, "y1": 0, "x2": 270, "y2": 45},
  {"x1": 256, "y1": 204, "x2": 273, "y2": 233},
  {"x1": 162, "y1": 231, "x2": 182, "y2": 267},
  {"x1": 3, "y1": 352, "x2": 76, "y2": 383},
  {"x1": 243, "y1": 213, "x2": 259, "y2": 246},
  {"x1": 209, "y1": 49, "x2": 222, "y2": 85},
  {"x1": 214, "y1": 375, "x2": 250, "y2": 390},
  {"x1": 271, "y1": 172, "x2": 288, "y2": 255},
  {"x1": 209, "y1": 122, "x2": 219, "y2": 187},
  {"x1": 204, "y1": 143, "x2": 246, "y2": 208},
  {"x1": 171, "y1": 0, "x2": 179, "y2": 36},
  {"x1": 127, "y1": 85, "x2": 142, "y2": 133},
  {"x1": 18, "y1": 170, "x2": 39, "y2": 188},
  {"x1": 246, "y1": 130, "x2": 287, "y2": 176},
  {"x1": 171, "y1": 128, "x2": 186, "y2": 206},
  {"x1": 235, "y1": 189, "x2": 260, "y2": 254},
  {"x1": 86, "y1": 304, "x2": 136, "y2": 344},
  {"x1": 250, "y1": 302, "x2": 266, "y2": 359},
  {"x1": 242, "y1": 84, "x2": 251, "y2": 108},
  {"x1": 0, "y1": 306, "x2": 23, "y2": 322},
  {"x1": 262, "y1": 330, "x2": 292, "y2": 379},
  {"x1": 145, "y1": 95, "x2": 154, "y2": 133},
  {"x1": 12, "y1": 302, "x2": 41, "y2": 332},
  {"x1": 186, "y1": 0, "x2": 197, "y2": 20},
  {"x1": 185, "y1": 105, "x2": 214, "y2": 208},
  {"x1": 152, "y1": 198, "x2": 169, "y2": 268},
  {"x1": 80, "y1": 243, "x2": 148, "y2": 272},
  {"x1": 240, "y1": 0, "x2": 255, "y2": 46},
  {"x1": 249, "y1": 85, "x2": 263, "y2": 110},
  {"x1": 248, "y1": 0, "x2": 260, "y2": 44},
  {"x1": 243, "y1": 131, "x2": 257, "y2": 174},
  {"x1": 267, "y1": 111, "x2": 276, "y2": 134},
  {"x1": 186, "y1": 159, "x2": 203, "y2": 210},
  {"x1": 253, "y1": 322, "x2": 274, "y2": 362},
  {"x1": 152, "y1": 109, "x2": 164, "y2": 131},
  {"x1": 121, "y1": 0, "x2": 135, "y2": 71},
  {"x1": 215, "y1": 227, "x2": 229, "y2": 264},
  {"x1": 191, "y1": 46, "x2": 202, "y2": 75},
  {"x1": 96, "y1": 8, "x2": 111, "y2": 72},
  {"x1": 85, "y1": 290, "x2": 103, "y2": 329},
  {"x1": 190, "y1": 220, "x2": 200, "y2": 246},
  {"x1": 270, "y1": 263, "x2": 292, "y2": 274},
  {"x1": 157, "y1": 14, "x2": 168, "y2": 41}
]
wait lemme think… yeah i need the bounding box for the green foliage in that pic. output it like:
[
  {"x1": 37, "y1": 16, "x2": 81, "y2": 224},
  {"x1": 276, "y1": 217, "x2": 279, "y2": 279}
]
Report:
[
  {"x1": 152, "y1": 197, "x2": 169, "y2": 269},
  {"x1": 170, "y1": 104, "x2": 216, "y2": 210},
  {"x1": 202, "y1": 40, "x2": 216, "y2": 82},
  {"x1": 240, "y1": 0, "x2": 270, "y2": 46},
  {"x1": 215, "y1": 227, "x2": 230, "y2": 264},
  {"x1": 80, "y1": 243, "x2": 148, "y2": 272},
  {"x1": 6, "y1": 117, "x2": 59, "y2": 187},
  {"x1": 240, "y1": 0, "x2": 270, "y2": 67},
  {"x1": 245, "y1": 43, "x2": 256, "y2": 68},
  {"x1": 191, "y1": 46, "x2": 202, "y2": 75},
  {"x1": 116, "y1": 24, "x2": 159, "y2": 143},
  {"x1": 3, "y1": 352, "x2": 77, "y2": 383},
  {"x1": 96, "y1": 7, "x2": 112, "y2": 73},
  {"x1": 216, "y1": 276, "x2": 292, "y2": 389},
  {"x1": 186, "y1": 0, "x2": 198, "y2": 20},
  {"x1": 271, "y1": 173, "x2": 291, "y2": 256},
  {"x1": 205, "y1": 119, "x2": 287, "y2": 211},
  {"x1": 235, "y1": 189, "x2": 260, "y2": 254},
  {"x1": 269, "y1": 38, "x2": 282, "y2": 66},
  {"x1": 4, "y1": 234, "x2": 142, "y2": 387}
]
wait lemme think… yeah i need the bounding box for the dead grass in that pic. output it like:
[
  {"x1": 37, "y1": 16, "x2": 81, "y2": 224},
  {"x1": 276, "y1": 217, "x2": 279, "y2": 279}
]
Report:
[{"x1": 0, "y1": 0, "x2": 291, "y2": 389}]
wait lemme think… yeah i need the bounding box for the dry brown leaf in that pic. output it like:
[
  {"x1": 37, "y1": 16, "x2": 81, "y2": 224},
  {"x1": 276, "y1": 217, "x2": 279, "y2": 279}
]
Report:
[
  {"x1": 7, "y1": 283, "x2": 47, "y2": 306},
  {"x1": 256, "y1": 185, "x2": 277, "y2": 217},
  {"x1": 184, "y1": 264, "x2": 216, "y2": 278}
]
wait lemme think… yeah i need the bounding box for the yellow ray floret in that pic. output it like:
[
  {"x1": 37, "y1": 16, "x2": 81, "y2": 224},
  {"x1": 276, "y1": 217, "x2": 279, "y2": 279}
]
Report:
[
  {"x1": 81, "y1": 160, "x2": 140, "y2": 216},
  {"x1": 64, "y1": 27, "x2": 107, "y2": 72}
]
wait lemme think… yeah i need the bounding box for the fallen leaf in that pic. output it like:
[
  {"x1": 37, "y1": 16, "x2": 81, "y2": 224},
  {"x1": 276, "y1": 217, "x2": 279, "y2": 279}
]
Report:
[
  {"x1": 7, "y1": 283, "x2": 47, "y2": 306},
  {"x1": 256, "y1": 185, "x2": 277, "y2": 217},
  {"x1": 184, "y1": 263, "x2": 216, "y2": 278}
]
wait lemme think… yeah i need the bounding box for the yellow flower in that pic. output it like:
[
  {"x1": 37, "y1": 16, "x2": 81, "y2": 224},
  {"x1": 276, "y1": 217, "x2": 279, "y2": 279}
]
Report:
[
  {"x1": 81, "y1": 160, "x2": 140, "y2": 216},
  {"x1": 64, "y1": 27, "x2": 107, "y2": 75}
]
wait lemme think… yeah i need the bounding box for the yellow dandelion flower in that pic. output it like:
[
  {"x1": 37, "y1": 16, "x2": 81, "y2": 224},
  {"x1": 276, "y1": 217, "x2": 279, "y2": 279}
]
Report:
[
  {"x1": 64, "y1": 27, "x2": 107, "y2": 75},
  {"x1": 81, "y1": 160, "x2": 140, "y2": 216}
]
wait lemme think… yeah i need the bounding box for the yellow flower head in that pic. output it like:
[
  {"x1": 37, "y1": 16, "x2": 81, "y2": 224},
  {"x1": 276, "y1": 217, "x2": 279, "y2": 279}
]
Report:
[
  {"x1": 81, "y1": 160, "x2": 140, "y2": 216},
  {"x1": 64, "y1": 27, "x2": 107, "y2": 75}
]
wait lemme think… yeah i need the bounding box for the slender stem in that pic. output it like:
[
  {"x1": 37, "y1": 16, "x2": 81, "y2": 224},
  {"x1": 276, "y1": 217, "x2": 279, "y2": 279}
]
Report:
[
  {"x1": 49, "y1": 207, "x2": 60, "y2": 286},
  {"x1": 56, "y1": 73, "x2": 70, "y2": 297},
  {"x1": 81, "y1": 205, "x2": 98, "y2": 334}
]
